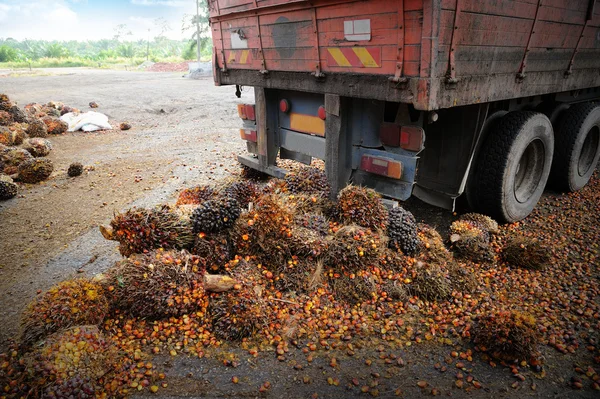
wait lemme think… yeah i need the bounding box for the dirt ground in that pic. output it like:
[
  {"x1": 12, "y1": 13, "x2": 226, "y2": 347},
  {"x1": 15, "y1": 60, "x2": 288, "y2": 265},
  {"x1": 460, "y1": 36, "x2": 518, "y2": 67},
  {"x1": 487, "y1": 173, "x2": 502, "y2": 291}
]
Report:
[{"x1": 0, "y1": 68, "x2": 598, "y2": 398}]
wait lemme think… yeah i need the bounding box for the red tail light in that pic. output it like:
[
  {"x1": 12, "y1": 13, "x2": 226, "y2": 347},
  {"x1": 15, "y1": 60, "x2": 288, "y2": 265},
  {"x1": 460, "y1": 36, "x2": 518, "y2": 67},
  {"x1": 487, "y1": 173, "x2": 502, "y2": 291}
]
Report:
[
  {"x1": 240, "y1": 129, "x2": 257, "y2": 142},
  {"x1": 380, "y1": 123, "x2": 424, "y2": 152},
  {"x1": 360, "y1": 155, "x2": 403, "y2": 179},
  {"x1": 318, "y1": 105, "x2": 326, "y2": 120},
  {"x1": 237, "y1": 104, "x2": 256, "y2": 121},
  {"x1": 279, "y1": 99, "x2": 290, "y2": 113}
]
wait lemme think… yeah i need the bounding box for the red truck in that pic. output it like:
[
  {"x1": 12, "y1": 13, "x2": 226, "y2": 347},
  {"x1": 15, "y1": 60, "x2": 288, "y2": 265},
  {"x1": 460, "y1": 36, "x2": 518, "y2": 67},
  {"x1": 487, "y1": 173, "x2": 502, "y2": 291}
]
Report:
[{"x1": 209, "y1": 0, "x2": 600, "y2": 222}]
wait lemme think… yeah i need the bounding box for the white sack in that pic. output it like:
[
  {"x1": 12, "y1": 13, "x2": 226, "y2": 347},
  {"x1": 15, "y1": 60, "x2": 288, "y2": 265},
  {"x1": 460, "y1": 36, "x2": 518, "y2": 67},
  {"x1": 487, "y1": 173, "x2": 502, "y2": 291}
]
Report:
[{"x1": 60, "y1": 111, "x2": 112, "y2": 132}]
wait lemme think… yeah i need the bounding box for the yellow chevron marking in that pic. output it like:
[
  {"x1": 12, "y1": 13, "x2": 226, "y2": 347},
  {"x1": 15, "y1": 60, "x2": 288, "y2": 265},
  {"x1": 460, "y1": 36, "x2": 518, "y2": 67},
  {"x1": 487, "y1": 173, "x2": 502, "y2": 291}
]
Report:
[
  {"x1": 327, "y1": 48, "x2": 351, "y2": 67},
  {"x1": 227, "y1": 51, "x2": 236, "y2": 63},
  {"x1": 352, "y1": 47, "x2": 379, "y2": 68},
  {"x1": 240, "y1": 50, "x2": 249, "y2": 64}
]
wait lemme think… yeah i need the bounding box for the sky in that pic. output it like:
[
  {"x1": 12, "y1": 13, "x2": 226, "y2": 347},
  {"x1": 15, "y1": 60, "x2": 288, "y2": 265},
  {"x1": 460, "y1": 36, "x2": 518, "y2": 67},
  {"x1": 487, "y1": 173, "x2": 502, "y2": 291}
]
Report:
[{"x1": 0, "y1": 0, "x2": 198, "y2": 41}]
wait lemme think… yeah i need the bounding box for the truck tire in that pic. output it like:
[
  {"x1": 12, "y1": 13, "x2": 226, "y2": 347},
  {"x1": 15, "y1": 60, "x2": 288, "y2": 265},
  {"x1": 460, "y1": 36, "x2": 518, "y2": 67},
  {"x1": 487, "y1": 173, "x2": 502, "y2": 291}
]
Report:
[
  {"x1": 470, "y1": 111, "x2": 554, "y2": 223},
  {"x1": 549, "y1": 103, "x2": 600, "y2": 192},
  {"x1": 535, "y1": 101, "x2": 570, "y2": 126}
]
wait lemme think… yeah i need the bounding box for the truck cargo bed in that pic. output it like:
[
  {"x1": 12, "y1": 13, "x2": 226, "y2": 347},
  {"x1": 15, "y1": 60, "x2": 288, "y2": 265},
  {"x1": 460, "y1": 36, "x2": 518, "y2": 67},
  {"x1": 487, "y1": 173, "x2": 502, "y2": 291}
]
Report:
[{"x1": 210, "y1": 0, "x2": 600, "y2": 110}]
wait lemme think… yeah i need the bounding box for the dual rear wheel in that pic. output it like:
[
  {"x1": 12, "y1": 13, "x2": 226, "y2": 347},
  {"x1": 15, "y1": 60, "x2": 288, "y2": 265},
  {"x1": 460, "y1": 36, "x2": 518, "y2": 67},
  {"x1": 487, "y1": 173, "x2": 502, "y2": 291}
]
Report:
[{"x1": 468, "y1": 103, "x2": 600, "y2": 223}]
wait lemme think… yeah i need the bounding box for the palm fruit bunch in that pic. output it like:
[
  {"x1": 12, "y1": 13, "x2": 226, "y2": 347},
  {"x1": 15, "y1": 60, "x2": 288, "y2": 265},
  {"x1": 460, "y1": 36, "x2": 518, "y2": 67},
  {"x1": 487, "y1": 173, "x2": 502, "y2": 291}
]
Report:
[
  {"x1": 24, "y1": 326, "x2": 126, "y2": 399},
  {"x1": 502, "y1": 235, "x2": 550, "y2": 270},
  {"x1": 22, "y1": 138, "x2": 53, "y2": 157},
  {"x1": 221, "y1": 179, "x2": 259, "y2": 208},
  {"x1": 26, "y1": 119, "x2": 48, "y2": 138},
  {"x1": 0, "y1": 174, "x2": 18, "y2": 200},
  {"x1": 460, "y1": 212, "x2": 499, "y2": 234},
  {"x1": 175, "y1": 184, "x2": 217, "y2": 206},
  {"x1": 7, "y1": 124, "x2": 28, "y2": 145},
  {"x1": 192, "y1": 232, "x2": 234, "y2": 272},
  {"x1": 68, "y1": 162, "x2": 84, "y2": 177},
  {"x1": 472, "y1": 309, "x2": 540, "y2": 362},
  {"x1": 274, "y1": 258, "x2": 320, "y2": 293},
  {"x1": 20, "y1": 278, "x2": 108, "y2": 347},
  {"x1": 120, "y1": 122, "x2": 132, "y2": 130},
  {"x1": 209, "y1": 284, "x2": 267, "y2": 341},
  {"x1": 42, "y1": 116, "x2": 68, "y2": 135},
  {"x1": 103, "y1": 250, "x2": 207, "y2": 319},
  {"x1": 406, "y1": 260, "x2": 452, "y2": 301},
  {"x1": 380, "y1": 278, "x2": 408, "y2": 301},
  {"x1": 294, "y1": 212, "x2": 329, "y2": 236},
  {"x1": 42, "y1": 104, "x2": 61, "y2": 118},
  {"x1": 283, "y1": 167, "x2": 330, "y2": 197},
  {"x1": 240, "y1": 163, "x2": 269, "y2": 180},
  {"x1": 0, "y1": 110, "x2": 12, "y2": 126},
  {"x1": 387, "y1": 206, "x2": 419, "y2": 256},
  {"x1": 417, "y1": 223, "x2": 453, "y2": 262},
  {"x1": 15, "y1": 158, "x2": 54, "y2": 183},
  {"x1": 0, "y1": 94, "x2": 11, "y2": 111},
  {"x1": 336, "y1": 185, "x2": 389, "y2": 230},
  {"x1": 0, "y1": 147, "x2": 33, "y2": 175},
  {"x1": 446, "y1": 261, "x2": 478, "y2": 293},
  {"x1": 324, "y1": 225, "x2": 387, "y2": 272},
  {"x1": 9, "y1": 105, "x2": 28, "y2": 123},
  {"x1": 191, "y1": 197, "x2": 240, "y2": 234},
  {"x1": 329, "y1": 269, "x2": 378, "y2": 305},
  {"x1": 0, "y1": 126, "x2": 26, "y2": 146},
  {"x1": 109, "y1": 205, "x2": 195, "y2": 257},
  {"x1": 60, "y1": 105, "x2": 76, "y2": 116},
  {"x1": 448, "y1": 219, "x2": 494, "y2": 262}
]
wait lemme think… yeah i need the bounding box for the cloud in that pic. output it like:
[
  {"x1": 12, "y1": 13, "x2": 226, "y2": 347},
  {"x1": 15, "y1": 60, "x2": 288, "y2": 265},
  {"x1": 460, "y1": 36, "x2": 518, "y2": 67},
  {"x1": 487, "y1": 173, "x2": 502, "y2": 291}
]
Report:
[{"x1": 131, "y1": 0, "x2": 188, "y2": 6}]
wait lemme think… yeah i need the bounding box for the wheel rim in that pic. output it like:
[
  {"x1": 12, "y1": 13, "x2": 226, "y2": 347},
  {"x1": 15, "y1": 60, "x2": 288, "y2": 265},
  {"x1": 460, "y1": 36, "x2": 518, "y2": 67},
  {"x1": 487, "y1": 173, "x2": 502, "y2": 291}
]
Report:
[
  {"x1": 578, "y1": 125, "x2": 600, "y2": 177},
  {"x1": 514, "y1": 139, "x2": 545, "y2": 203}
]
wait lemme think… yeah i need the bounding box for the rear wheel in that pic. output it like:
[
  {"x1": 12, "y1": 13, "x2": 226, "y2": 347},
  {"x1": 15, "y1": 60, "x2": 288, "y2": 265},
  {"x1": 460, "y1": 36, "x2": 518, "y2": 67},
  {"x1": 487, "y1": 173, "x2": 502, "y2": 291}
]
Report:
[
  {"x1": 549, "y1": 103, "x2": 600, "y2": 192},
  {"x1": 470, "y1": 111, "x2": 554, "y2": 223}
]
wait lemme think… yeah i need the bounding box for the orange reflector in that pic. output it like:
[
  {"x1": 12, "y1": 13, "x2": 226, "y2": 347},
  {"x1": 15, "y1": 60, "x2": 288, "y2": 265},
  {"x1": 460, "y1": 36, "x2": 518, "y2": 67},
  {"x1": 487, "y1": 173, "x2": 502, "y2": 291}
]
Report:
[
  {"x1": 400, "y1": 126, "x2": 425, "y2": 152},
  {"x1": 237, "y1": 104, "x2": 247, "y2": 120},
  {"x1": 240, "y1": 129, "x2": 257, "y2": 142},
  {"x1": 290, "y1": 113, "x2": 325, "y2": 136},
  {"x1": 360, "y1": 155, "x2": 403, "y2": 180}
]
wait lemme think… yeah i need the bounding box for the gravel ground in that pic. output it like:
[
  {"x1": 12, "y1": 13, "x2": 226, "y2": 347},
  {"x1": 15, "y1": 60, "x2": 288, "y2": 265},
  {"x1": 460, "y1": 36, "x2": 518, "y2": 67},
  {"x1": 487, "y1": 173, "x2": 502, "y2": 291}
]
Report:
[{"x1": 0, "y1": 68, "x2": 598, "y2": 398}]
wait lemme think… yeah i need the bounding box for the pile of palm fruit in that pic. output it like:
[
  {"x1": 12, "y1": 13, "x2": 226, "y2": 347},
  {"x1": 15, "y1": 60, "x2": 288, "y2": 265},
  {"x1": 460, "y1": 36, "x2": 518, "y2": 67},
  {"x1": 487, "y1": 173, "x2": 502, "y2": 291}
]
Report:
[{"x1": 5, "y1": 161, "x2": 597, "y2": 397}]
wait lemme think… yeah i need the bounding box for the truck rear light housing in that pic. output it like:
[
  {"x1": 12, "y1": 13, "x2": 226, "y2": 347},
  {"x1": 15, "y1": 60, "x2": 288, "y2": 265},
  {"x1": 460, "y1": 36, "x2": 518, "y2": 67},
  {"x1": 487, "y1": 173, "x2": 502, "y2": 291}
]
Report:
[
  {"x1": 279, "y1": 99, "x2": 290, "y2": 113},
  {"x1": 240, "y1": 129, "x2": 257, "y2": 142},
  {"x1": 380, "y1": 123, "x2": 425, "y2": 152},
  {"x1": 237, "y1": 104, "x2": 256, "y2": 121},
  {"x1": 318, "y1": 105, "x2": 326, "y2": 120},
  {"x1": 360, "y1": 155, "x2": 403, "y2": 180}
]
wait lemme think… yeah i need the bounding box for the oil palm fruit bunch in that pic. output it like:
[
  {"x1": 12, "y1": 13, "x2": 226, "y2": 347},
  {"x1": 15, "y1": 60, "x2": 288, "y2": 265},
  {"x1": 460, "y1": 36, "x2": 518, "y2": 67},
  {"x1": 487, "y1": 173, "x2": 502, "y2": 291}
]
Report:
[
  {"x1": 387, "y1": 207, "x2": 419, "y2": 256},
  {"x1": 222, "y1": 180, "x2": 259, "y2": 208},
  {"x1": 0, "y1": 110, "x2": 12, "y2": 126},
  {"x1": 15, "y1": 158, "x2": 54, "y2": 183},
  {"x1": 336, "y1": 185, "x2": 389, "y2": 230},
  {"x1": 407, "y1": 260, "x2": 452, "y2": 301},
  {"x1": 417, "y1": 223, "x2": 453, "y2": 262},
  {"x1": 107, "y1": 205, "x2": 195, "y2": 257},
  {"x1": 24, "y1": 326, "x2": 123, "y2": 399},
  {"x1": 0, "y1": 174, "x2": 17, "y2": 200},
  {"x1": 20, "y1": 278, "x2": 109, "y2": 347},
  {"x1": 103, "y1": 250, "x2": 207, "y2": 319},
  {"x1": 175, "y1": 184, "x2": 217, "y2": 206},
  {"x1": 119, "y1": 122, "x2": 132, "y2": 130},
  {"x1": 329, "y1": 269, "x2": 377, "y2": 305},
  {"x1": 0, "y1": 93, "x2": 12, "y2": 112},
  {"x1": 459, "y1": 212, "x2": 499, "y2": 234},
  {"x1": 284, "y1": 167, "x2": 330, "y2": 197},
  {"x1": 502, "y1": 235, "x2": 550, "y2": 270},
  {"x1": 448, "y1": 219, "x2": 494, "y2": 262},
  {"x1": 68, "y1": 162, "x2": 84, "y2": 177},
  {"x1": 26, "y1": 118, "x2": 48, "y2": 138},
  {"x1": 0, "y1": 125, "x2": 26, "y2": 146},
  {"x1": 192, "y1": 197, "x2": 240, "y2": 234},
  {"x1": 42, "y1": 116, "x2": 68, "y2": 135},
  {"x1": 41, "y1": 105, "x2": 61, "y2": 118},
  {"x1": 1, "y1": 147, "x2": 33, "y2": 174},
  {"x1": 324, "y1": 225, "x2": 387, "y2": 272},
  {"x1": 295, "y1": 212, "x2": 329, "y2": 236},
  {"x1": 273, "y1": 258, "x2": 319, "y2": 293},
  {"x1": 472, "y1": 309, "x2": 540, "y2": 363},
  {"x1": 23, "y1": 138, "x2": 53, "y2": 157},
  {"x1": 9, "y1": 105, "x2": 28, "y2": 123},
  {"x1": 192, "y1": 232, "x2": 234, "y2": 272},
  {"x1": 209, "y1": 285, "x2": 267, "y2": 341},
  {"x1": 240, "y1": 163, "x2": 269, "y2": 180}
]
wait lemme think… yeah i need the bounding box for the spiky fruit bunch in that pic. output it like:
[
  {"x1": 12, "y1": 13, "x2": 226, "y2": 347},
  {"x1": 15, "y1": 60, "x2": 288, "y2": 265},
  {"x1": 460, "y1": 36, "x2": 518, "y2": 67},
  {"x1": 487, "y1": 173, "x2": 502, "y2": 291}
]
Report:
[
  {"x1": 43, "y1": 116, "x2": 68, "y2": 135},
  {"x1": 336, "y1": 185, "x2": 388, "y2": 230},
  {"x1": 1, "y1": 147, "x2": 33, "y2": 172},
  {"x1": 240, "y1": 164, "x2": 269, "y2": 180},
  {"x1": 324, "y1": 225, "x2": 387, "y2": 272},
  {"x1": 460, "y1": 213, "x2": 499, "y2": 234},
  {"x1": 446, "y1": 261, "x2": 478, "y2": 293},
  {"x1": 20, "y1": 278, "x2": 108, "y2": 347},
  {"x1": 222, "y1": 180, "x2": 259, "y2": 208},
  {"x1": 387, "y1": 207, "x2": 419, "y2": 256},
  {"x1": 24, "y1": 326, "x2": 125, "y2": 399},
  {"x1": 295, "y1": 212, "x2": 329, "y2": 236},
  {"x1": 284, "y1": 167, "x2": 330, "y2": 196},
  {"x1": 209, "y1": 285, "x2": 266, "y2": 341},
  {"x1": 274, "y1": 258, "x2": 320, "y2": 293},
  {"x1": 175, "y1": 184, "x2": 217, "y2": 206},
  {"x1": 448, "y1": 220, "x2": 494, "y2": 262},
  {"x1": 26, "y1": 118, "x2": 48, "y2": 138},
  {"x1": 0, "y1": 94, "x2": 12, "y2": 112},
  {"x1": 407, "y1": 261, "x2": 452, "y2": 301},
  {"x1": 502, "y1": 236, "x2": 550, "y2": 270},
  {"x1": 192, "y1": 232, "x2": 234, "y2": 272},
  {"x1": 192, "y1": 197, "x2": 240, "y2": 234},
  {"x1": 60, "y1": 105, "x2": 76, "y2": 116},
  {"x1": 329, "y1": 269, "x2": 377, "y2": 305},
  {"x1": 119, "y1": 122, "x2": 131, "y2": 130},
  {"x1": 23, "y1": 138, "x2": 53, "y2": 157},
  {"x1": 110, "y1": 205, "x2": 195, "y2": 257},
  {"x1": 472, "y1": 310, "x2": 540, "y2": 362},
  {"x1": 417, "y1": 224, "x2": 453, "y2": 262},
  {"x1": 0, "y1": 110, "x2": 13, "y2": 126},
  {"x1": 9, "y1": 105, "x2": 28, "y2": 123},
  {"x1": 16, "y1": 158, "x2": 54, "y2": 183},
  {"x1": 104, "y1": 250, "x2": 207, "y2": 319},
  {"x1": 42, "y1": 106, "x2": 61, "y2": 118},
  {"x1": 0, "y1": 174, "x2": 17, "y2": 200},
  {"x1": 68, "y1": 162, "x2": 84, "y2": 177},
  {"x1": 0, "y1": 126, "x2": 26, "y2": 146}
]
